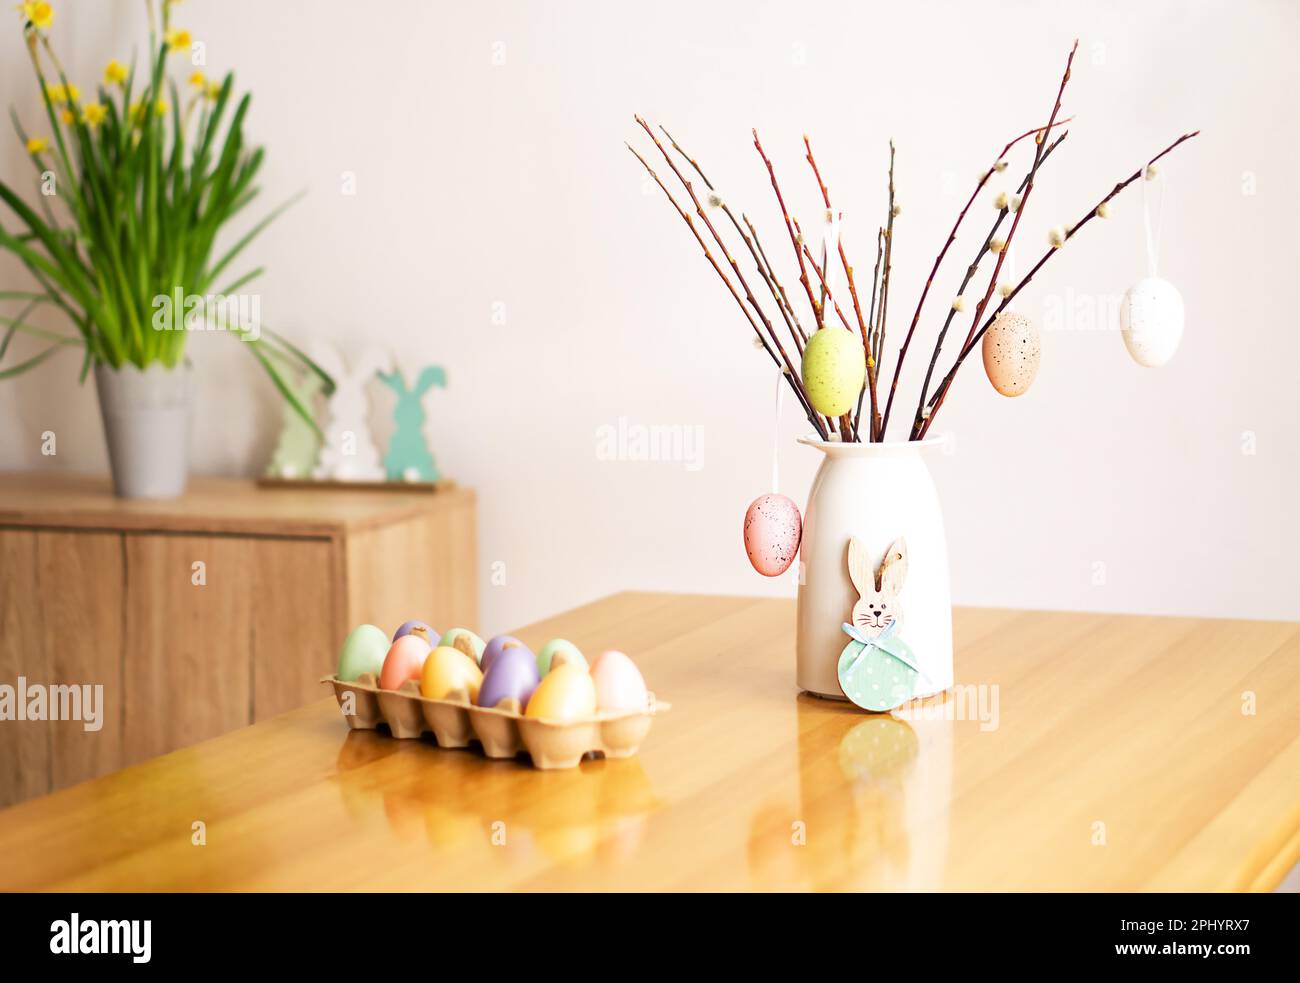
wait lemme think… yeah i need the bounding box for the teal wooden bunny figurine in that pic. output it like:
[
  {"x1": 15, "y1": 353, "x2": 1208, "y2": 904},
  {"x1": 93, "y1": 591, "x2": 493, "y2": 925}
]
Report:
[
  {"x1": 379, "y1": 365, "x2": 446, "y2": 482},
  {"x1": 265, "y1": 370, "x2": 323, "y2": 479}
]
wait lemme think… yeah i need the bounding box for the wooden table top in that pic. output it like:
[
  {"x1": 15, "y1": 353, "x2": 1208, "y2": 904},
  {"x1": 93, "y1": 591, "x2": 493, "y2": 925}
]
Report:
[
  {"x1": 0, "y1": 471, "x2": 473, "y2": 537},
  {"x1": 1, "y1": 592, "x2": 1296, "y2": 891}
]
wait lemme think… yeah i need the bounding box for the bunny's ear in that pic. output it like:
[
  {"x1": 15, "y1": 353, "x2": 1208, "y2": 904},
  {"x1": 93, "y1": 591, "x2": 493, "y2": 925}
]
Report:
[
  {"x1": 376, "y1": 369, "x2": 405, "y2": 393},
  {"x1": 412, "y1": 365, "x2": 447, "y2": 396},
  {"x1": 878, "y1": 538, "x2": 909, "y2": 597},
  {"x1": 352, "y1": 347, "x2": 393, "y2": 383},
  {"x1": 846, "y1": 538, "x2": 872, "y2": 597},
  {"x1": 309, "y1": 340, "x2": 346, "y2": 382}
]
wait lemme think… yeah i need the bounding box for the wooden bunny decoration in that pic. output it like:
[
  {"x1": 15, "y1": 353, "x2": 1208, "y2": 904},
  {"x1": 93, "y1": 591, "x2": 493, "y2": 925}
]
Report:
[
  {"x1": 837, "y1": 537, "x2": 924, "y2": 712},
  {"x1": 379, "y1": 365, "x2": 446, "y2": 482},
  {"x1": 310, "y1": 341, "x2": 391, "y2": 481},
  {"x1": 848, "y1": 537, "x2": 908, "y2": 637}
]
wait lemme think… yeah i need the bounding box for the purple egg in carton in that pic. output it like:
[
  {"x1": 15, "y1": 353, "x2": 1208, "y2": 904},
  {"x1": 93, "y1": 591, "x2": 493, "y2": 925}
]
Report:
[{"x1": 323, "y1": 624, "x2": 668, "y2": 770}]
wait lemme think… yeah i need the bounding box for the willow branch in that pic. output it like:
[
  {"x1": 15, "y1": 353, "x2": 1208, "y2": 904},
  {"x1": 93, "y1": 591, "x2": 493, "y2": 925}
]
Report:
[
  {"x1": 799, "y1": 231, "x2": 861, "y2": 440},
  {"x1": 754, "y1": 129, "x2": 823, "y2": 329},
  {"x1": 745, "y1": 214, "x2": 808, "y2": 350},
  {"x1": 633, "y1": 118, "x2": 816, "y2": 417},
  {"x1": 904, "y1": 131, "x2": 1068, "y2": 438},
  {"x1": 854, "y1": 228, "x2": 885, "y2": 437},
  {"x1": 803, "y1": 134, "x2": 880, "y2": 443},
  {"x1": 626, "y1": 141, "x2": 827, "y2": 439},
  {"x1": 879, "y1": 115, "x2": 1074, "y2": 439},
  {"x1": 659, "y1": 125, "x2": 810, "y2": 361},
  {"x1": 918, "y1": 128, "x2": 1200, "y2": 437}
]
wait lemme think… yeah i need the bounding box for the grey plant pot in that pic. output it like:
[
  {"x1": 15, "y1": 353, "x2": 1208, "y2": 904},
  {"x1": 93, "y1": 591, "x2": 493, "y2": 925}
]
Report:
[{"x1": 93, "y1": 361, "x2": 192, "y2": 499}]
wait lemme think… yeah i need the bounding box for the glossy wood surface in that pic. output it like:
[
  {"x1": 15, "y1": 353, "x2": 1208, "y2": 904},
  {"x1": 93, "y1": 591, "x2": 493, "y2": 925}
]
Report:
[
  {"x1": 0, "y1": 471, "x2": 473, "y2": 537},
  {"x1": 0, "y1": 593, "x2": 1296, "y2": 891}
]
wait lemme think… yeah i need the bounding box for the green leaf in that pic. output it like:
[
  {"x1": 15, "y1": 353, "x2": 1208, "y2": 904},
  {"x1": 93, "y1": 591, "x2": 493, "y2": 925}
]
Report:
[
  {"x1": 0, "y1": 341, "x2": 63, "y2": 379},
  {"x1": 202, "y1": 188, "x2": 303, "y2": 292},
  {"x1": 247, "y1": 338, "x2": 323, "y2": 438}
]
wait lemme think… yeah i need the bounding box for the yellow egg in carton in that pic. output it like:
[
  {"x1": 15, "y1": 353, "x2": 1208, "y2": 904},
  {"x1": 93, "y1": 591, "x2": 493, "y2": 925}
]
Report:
[{"x1": 322, "y1": 627, "x2": 668, "y2": 770}]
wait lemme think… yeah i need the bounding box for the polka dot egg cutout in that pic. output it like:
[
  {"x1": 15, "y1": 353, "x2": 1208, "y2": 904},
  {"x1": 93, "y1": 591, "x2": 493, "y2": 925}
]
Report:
[
  {"x1": 1120, "y1": 276, "x2": 1184, "y2": 368},
  {"x1": 743, "y1": 493, "x2": 802, "y2": 577},
  {"x1": 837, "y1": 637, "x2": 918, "y2": 713},
  {"x1": 981, "y1": 311, "x2": 1041, "y2": 397}
]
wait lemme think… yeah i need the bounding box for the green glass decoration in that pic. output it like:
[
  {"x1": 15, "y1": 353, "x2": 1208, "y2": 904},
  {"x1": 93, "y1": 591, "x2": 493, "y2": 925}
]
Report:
[
  {"x1": 265, "y1": 370, "x2": 323, "y2": 479},
  {"x1": 379, "y1": 366, "x2": 446, "y2": 482}
]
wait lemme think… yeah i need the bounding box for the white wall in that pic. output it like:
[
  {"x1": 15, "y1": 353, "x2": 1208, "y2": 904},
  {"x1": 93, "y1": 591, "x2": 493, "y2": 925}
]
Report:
[{"x1": 2, "y1": 0, "x2": 1297, "y2": 632}]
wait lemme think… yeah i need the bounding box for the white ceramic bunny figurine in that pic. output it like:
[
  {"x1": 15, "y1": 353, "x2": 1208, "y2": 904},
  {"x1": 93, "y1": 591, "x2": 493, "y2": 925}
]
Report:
[
  {"x1": 311, "y1": 341, "x2": 392, "y2": 481},
  {"x1": 847, "y1": 537, "x2": 909, "y2": 638}
]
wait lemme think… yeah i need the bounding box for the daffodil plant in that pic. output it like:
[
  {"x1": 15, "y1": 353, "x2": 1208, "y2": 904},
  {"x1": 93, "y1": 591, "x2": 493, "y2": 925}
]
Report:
[{"x1": 0, "y1": 1, "x2": 329, "y2": 429}]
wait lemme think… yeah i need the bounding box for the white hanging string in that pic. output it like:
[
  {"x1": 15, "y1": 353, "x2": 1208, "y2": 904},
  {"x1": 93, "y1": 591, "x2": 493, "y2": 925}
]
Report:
[
  {"x1": 820, "y1": 209, "x2": 841, "y2": 313},
  {"x1": 1141, "y1": 170, "x2": 1167, "y2": 279},
  {"x1": 771, "y1": 367, "x2": 784, "y2": 495}
]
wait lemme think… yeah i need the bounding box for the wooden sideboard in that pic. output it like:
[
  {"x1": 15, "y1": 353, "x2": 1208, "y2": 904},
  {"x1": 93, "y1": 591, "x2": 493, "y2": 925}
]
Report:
[{"x1": 0, "y1": 472, "x2": 477, "y2": 808}]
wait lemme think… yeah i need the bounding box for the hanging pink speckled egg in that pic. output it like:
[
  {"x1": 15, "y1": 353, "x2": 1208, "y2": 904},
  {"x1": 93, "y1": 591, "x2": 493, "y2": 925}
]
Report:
[{"x1": 743, "y1": 493, "x2": 803, "y2": 577}]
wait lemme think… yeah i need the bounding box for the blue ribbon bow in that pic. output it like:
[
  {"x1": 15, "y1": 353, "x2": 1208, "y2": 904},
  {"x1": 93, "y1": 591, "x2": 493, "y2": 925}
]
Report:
[{"x1": 840, "y1": 619, "x2": 927, "y2": 682}]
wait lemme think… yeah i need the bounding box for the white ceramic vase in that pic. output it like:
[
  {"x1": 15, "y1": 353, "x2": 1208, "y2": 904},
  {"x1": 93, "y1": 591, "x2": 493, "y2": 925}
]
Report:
[
  {"x1": 795, "y1": 436, "x2": 953, "y2": 701},
  {"x1": 94, "y1": 361, "x2": 192, "y2": 499}
]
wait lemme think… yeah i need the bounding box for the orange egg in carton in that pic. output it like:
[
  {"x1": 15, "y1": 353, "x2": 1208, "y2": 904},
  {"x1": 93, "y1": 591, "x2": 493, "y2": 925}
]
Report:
[{"x1": 323, "y1": 624, "x2": 669, "y2": 770}]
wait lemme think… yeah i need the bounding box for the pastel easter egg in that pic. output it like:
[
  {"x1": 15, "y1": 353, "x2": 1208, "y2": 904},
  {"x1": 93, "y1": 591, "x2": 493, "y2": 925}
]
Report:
[
  {"x1": 337, "y1": 624, "x2": 390, "y2": 681},
  {"x1": 379, "y1": 634, "x2": 433, "y2": 690},
  {"x1": 981, "y1": 311, "x2": 1040, "y2": 397},
  {"x1": 393, "y1": 620, "x2": 440, "y2": 646},
  {"x1": 419, "y1": 645, "x2": 484, "y2": 702},
  {"x1": 801, "y1": 327, "x2": 865, "y2": 417},
  {"x1": 440, "y1": 627, "x2": 486, "y2": 664},
  {"x1": 477, "y1": 646, "x2": 541, "y2": 710},
  {"x1": 524, "y1": 663, "x2": 597, "y2": 722},
  {"x1": 743, "y1": 493, "x2": 802, "y2": 577},
  {"x1": 1121, "y1": 276, "x2": 1183, "y2": 368},
  {"x1": 536, "y1": 638, "x2": 586, "y2": 675},
  {"x1": 482, "y1": 635, "x2": 531, "y2": 674},
  {"x1": 590, "y1": 650, "x2": 648, "y2": 713}
]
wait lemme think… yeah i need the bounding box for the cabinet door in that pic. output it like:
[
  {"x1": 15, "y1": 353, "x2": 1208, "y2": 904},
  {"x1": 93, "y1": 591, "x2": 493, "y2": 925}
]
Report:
[
  {"x1": 0, "y1": 529, "x2": 124, "y2": 807},
  {"x1": 0, "y1": 531, "x2": 47, "y2": 807},
  {"x1": 122, "y1": 534, "x2": 254, "y2": 766},
  {"x1": 40, "y1": 531, "x2": 125, "y2": 791},
  {"x1": 250, "y1": 538, "x2": 335, "y2": 720}
]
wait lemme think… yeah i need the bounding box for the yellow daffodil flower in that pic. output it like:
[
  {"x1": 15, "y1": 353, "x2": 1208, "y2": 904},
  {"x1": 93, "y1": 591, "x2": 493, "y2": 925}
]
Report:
[
  {"x1": 25, "y1": 135, "x2": 47, "y2": 154},
  {"x1": 17, "y1": 2, "x2": 54, "y2": 31},
  {"x1": 164, "y1": 27, "x2": 191, "y2": 52},
  {"x1": 104, "y1": 59, "x2": 128, "y2": 86},
  {"x1": 60, "y1": 107, "x2": 74, "y2": 124},
  {"x1": 81, "y1": 102, "x2": 106, "y2": 127},
  {"x1": 130, "y1": 97, "x2": 169, "y2": 125},
  {"x1": 45, "y1": 81, "x2": 79, "y2": 104},
  {"x1": 204, "y1": 80, "x2": 221, "y2": 101},
  {"x1": 188, "y1": 70, "x2": 205, "y2": 88}
]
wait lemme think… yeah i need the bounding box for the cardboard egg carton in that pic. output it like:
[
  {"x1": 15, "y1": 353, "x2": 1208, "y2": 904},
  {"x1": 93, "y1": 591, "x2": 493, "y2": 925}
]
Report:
[{"x1": 322, "y1": 673, "x2": 669, "y2": 770}]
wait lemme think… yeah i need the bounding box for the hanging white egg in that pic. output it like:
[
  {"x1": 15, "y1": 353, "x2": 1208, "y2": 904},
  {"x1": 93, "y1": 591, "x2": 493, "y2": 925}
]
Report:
[
  {"x1": 743, "y1": 493, "x2": 802, "y2": 577},
  {"x1": 981, "y1": 311, "x2": 1041, "y2": 397},
  {"x1": 1120, "y1": 276, "x2": 1183, "y2": 368}
]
